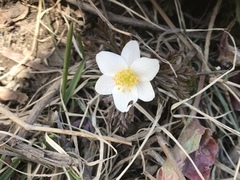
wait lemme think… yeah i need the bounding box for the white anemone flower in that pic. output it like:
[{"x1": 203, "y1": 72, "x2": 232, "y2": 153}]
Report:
[{"x1": 95, "y1": 40, "x2": 160, "y2": 112}]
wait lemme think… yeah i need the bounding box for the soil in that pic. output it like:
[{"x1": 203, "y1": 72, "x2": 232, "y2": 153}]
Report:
[{"x1": 0, "y1": 0, "x2": 83, "y2": 104}]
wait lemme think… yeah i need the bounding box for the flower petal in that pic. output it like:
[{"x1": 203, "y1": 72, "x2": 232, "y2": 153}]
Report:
[
  {"x1": 112, "y1": 86, "x2": 138, "y2": 112},
  {"x1": 95, "y1": 75, "x2": 115, "y2": 95},
  {"x1": 131, "y1": 57, "x2": 159, "y2": 81},
  {"x1": 121, "y1": 40, "x2": 140, "y2": 66},
  {"x1": 96, "y1": 51, "x2": 128, "y2": 76},
  {"x1": 136, "y1": 81, "x2": 155, "y2": 102}
]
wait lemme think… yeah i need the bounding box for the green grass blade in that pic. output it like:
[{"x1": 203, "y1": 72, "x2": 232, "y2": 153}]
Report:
[
  {"x1": 65, "y1": 35, "x2": 86, "y2": 104},
  {"x1": 68, "y1": 168, "x2": 82, "y2": 180},
  {"x1": 62, "y1": 23, "x2": 73, "y2": 103},
  {"x1": 0, "y1": 158, "x2": 21, "y2": 180},
  {"x1": 213, "y1": 85, "x2": 239, "y2": 130},
  {"x1": 76, "y1": 34, "x2": 86, "y2": 59},
  {"x1": 0, "y1": 154, "x2": 6, "y2": 170}
]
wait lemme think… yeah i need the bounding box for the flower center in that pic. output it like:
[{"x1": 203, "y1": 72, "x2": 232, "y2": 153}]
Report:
[{"x1": 114, "y1": 69, "x2": 138, "y2": 92}]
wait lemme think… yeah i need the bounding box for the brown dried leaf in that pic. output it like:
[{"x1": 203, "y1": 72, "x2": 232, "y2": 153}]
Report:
[
  {"x1": 0, "y1": 87, "x2": 28, "y2": 104},
  {"x1": 0, "y1": 47, "x2": 49, "y2": 71},
  {"x1": 0, "y1": 2, "x2": 28, "y2": 28},
  {"x1": 217, "y1": 33, "x2": 240, "y2": 67}
]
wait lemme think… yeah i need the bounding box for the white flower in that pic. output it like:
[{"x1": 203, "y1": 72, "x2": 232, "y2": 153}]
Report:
[{"x1": 95, "y1": 40, "x2": 160, "y2": 112}]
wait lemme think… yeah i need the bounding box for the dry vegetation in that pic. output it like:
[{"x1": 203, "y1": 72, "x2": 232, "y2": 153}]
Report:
[{"x1": 0, "y1": 0, "x2": 239, "y2": 179}]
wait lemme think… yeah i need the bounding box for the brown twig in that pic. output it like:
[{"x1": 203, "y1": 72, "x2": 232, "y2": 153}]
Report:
[
  {"x1": 65, "y1": 0, "x2": 166, "y2": 31},
  {"x1": 4, "y1": 143, "x2": 79, "y2": 167},
  {"x1": 12, "y1": 79, "x2": 61, "y2": 141},
  {"x1": 190, "y1": 0, "x2": 223, "y2": 117},
  {"x1": 0, "y1": 101, "x2": 132, "y2": 145}
]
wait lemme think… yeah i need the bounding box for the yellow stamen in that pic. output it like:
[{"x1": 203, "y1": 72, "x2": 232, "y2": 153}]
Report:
[{"x1": 114, "y1": 69, "x2": 138, "y2": 92}]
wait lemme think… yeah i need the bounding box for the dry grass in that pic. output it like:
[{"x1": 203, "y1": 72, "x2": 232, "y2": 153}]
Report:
[{"x1": 0, "y1": 0, "x2": 239, "y2": 179}]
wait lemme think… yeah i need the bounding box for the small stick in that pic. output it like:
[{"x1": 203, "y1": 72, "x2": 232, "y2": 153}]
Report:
[
  {"x1": 66, "y1": 0, "x2": 166, "y2": 31},
  {"x1": 0, "y1": 104, "x2": 132, "y2": 146}
]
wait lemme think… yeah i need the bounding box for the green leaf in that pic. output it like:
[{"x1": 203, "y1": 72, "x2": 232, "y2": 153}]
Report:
[
  {"x1": 65, "y1": 35, "x2": 86, "y2": 104},
  {"x1": 0, "y1": 154, "x2": 6, "y2": 170},
  {"x1": 213, "y1": 85, "x2": 239, "y2": 130},
  {"x1": 62, "y1": 23, "x2": 73, "y2": 103},
  {"x1": 0, "y1": 158, "x2": 21, "y2": 180}
]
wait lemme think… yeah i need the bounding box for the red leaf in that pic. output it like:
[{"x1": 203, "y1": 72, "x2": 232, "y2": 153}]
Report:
[
  {"x1": 182, "y1": 130, "x2": 219, "y2": 180},
  {"x1": 157, "y1": 120, "x2": 218, "y2": 180}
]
